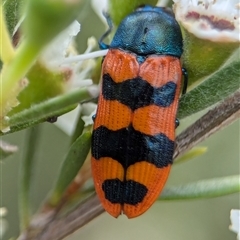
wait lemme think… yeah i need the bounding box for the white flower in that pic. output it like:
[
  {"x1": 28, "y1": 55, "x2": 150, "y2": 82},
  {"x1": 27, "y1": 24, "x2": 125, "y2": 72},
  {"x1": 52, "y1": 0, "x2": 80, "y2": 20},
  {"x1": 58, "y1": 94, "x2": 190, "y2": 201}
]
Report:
[
  {"x1": 230, "y1": 209, "x2": 240, "y2": 239},
  {"x1": 40, "y1": 20, "x2": 105, "y2": 88},
  {"x1": 40, "y1": 20, "x2": 81, "y2": 68},
  {"x1": 39, "y1": 20, "x2": 106, "y2": 135},
  {"x1": 173, "y1": 0, "x2": 240, "y2": 42},
  {"x1": 81, "y1": 102, "x2": 97, "y2": 127}
]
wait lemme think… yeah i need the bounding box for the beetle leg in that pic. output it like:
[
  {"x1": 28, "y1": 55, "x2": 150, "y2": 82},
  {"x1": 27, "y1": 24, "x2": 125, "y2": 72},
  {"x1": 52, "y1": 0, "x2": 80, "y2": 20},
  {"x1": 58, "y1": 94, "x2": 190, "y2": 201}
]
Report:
[
  {"x1": 181, "y1": 68, "x2": 188, "y2": 95},
  {"x1": 175, "y1": 118, "x2": 180, "y2": 128}
]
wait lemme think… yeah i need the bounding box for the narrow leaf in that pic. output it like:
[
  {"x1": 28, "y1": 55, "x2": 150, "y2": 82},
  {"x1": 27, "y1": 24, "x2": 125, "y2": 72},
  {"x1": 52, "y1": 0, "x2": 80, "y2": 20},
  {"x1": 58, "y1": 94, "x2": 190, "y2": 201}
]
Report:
[
  {"x1": 159, "y1": 175, "x2": 240, "y2": 200},
  {"x1": 0, "y1": 88, "x2": 92, "y2": 136},
  {"x1": 49, "y1": 130, "x2": 91, "y2": 206},
  {"x1": 19, "y1": 126, "x2": 41, "y2": 230},
  {"x1": 3, "y1": 0, "x2": 23, "y2": 35},
  {"x1": 70, "y1": 111, "x2": 85, "y2": 144},
  {"x1": 178, "y1": 52, "x2": 240, "y2": 119},
  {"x1": 174, "y1": 147, "x2": 207, "y2": 164}
]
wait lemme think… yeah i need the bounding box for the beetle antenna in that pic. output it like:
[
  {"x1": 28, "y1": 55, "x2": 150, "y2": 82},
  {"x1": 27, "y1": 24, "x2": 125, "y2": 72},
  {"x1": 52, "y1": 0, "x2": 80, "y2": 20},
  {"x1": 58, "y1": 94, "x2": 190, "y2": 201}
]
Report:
[{"x1": 99, "y1": 12, "x2": 113, "y2": 50}]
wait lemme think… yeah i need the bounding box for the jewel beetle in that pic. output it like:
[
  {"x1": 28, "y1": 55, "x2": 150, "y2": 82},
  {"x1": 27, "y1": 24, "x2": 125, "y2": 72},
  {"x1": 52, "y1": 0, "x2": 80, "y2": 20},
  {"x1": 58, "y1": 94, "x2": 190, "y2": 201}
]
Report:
[{"x1": 91, "y1": 5, "x2": 187, "y2": 218}]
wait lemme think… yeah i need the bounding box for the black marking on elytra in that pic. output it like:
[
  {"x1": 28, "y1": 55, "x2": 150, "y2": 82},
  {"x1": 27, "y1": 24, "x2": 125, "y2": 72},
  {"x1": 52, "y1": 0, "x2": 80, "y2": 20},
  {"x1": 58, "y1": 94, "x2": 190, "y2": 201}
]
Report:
[
  {"x1": 92, "y1": 125, "x2": 174, "y2": 169},
  {"x1": 102, "y1": 73, "x2": 177, "y2": 111},
  {"x1": 102, "y1": 179, "x2": 148, "y2": 205}
]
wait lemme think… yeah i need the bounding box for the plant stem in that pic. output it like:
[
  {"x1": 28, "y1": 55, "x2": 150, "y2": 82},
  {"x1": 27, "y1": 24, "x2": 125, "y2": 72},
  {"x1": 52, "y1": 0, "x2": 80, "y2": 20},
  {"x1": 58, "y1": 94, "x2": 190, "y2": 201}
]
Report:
[{"x1": 1, "y1": 40, "x2": 41, "y2": 104}]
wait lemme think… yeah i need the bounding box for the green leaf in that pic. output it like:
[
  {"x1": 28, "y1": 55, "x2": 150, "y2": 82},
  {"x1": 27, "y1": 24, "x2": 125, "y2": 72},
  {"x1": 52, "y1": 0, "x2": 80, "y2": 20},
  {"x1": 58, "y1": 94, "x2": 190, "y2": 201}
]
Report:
[
  {"x1": 0, "y1": 140, "x2": 18, "y2": 160},
  {"x1": 0, "y1": 3, "x2": 16, "y2": 63},
  {"x1": 159, "y1": 175, "x2": 240, "y2": 200},
  {"x1": 0, "y1": 87, "x2": 92, "y2": 136},
  {"x1": 2, "y1": 105, "x2": 75, "y2": 136},
  {"x1": 48, "y1": 130, "x2": 91, "y2": 206},
  {"x1": 108, "y1": 0, "x2": 158, "y2": 26},
  {"x1": 3, "y1": 0, "x2": 24, "y2": 35},
  {"x1": 70, "y1": 111, "x2": 85, "y2": 145},
  {"x1": 174, "y1": 147, "x2": 207, "y2": 164},
  {"x1": 178, "y1": 50, "x2": 240, "y2": 119},
  {"x1": 19, "y1": 126, "x2": 41, "y2": 230}
]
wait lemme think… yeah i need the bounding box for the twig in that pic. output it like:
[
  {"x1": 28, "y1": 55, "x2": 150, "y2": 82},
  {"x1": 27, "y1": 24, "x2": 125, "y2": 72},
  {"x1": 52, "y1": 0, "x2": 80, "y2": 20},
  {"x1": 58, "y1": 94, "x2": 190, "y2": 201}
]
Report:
[
  {"x1": 36, "y1": 195, "x2": 104, "y2": 240},
  {"x1": 17, "y1": 195, "x2": 103, "y2": 240},
  {"x1": 174, "y1": 89, "x2": 240, "y2": 159},
  {"x1": 18, "y1": 90, "x2": 240, "y2": 240}
]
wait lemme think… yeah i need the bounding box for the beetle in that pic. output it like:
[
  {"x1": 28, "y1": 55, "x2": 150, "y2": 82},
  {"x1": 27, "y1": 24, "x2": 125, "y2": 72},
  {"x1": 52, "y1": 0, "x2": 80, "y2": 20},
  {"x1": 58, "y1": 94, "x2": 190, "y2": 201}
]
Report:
[{"x1": 91, "y1": 5, "x2": 187, "y2": 218}]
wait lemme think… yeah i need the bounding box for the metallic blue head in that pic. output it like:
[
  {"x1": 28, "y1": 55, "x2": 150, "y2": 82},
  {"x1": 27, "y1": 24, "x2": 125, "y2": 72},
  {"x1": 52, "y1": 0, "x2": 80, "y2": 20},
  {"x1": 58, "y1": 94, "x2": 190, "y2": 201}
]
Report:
[{"x1": 110, "y1": 5, "x2": 183, "y2": 58}]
